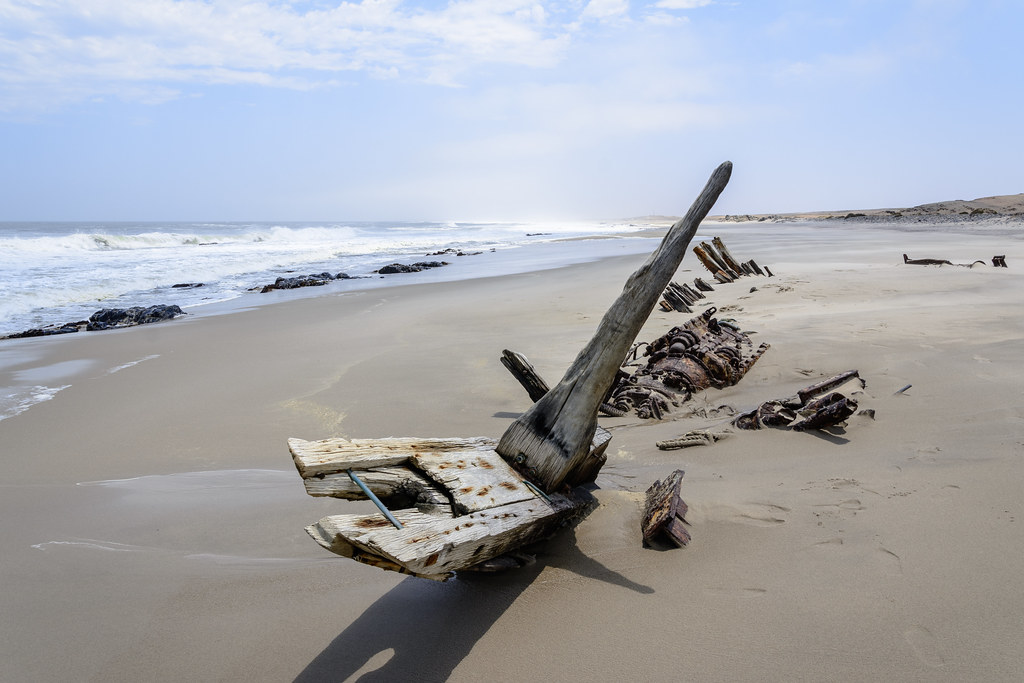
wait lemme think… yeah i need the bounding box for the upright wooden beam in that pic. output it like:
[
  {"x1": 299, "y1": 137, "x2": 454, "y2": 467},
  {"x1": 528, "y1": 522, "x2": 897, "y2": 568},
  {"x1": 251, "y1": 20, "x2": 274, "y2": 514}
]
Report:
[{"x1": 496, "y1": 162, "x2": 733, "y2": 492}]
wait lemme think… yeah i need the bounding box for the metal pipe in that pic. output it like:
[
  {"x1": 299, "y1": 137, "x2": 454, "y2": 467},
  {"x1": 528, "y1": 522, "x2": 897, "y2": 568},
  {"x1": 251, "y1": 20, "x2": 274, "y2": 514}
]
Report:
[{"x1": 347, "y1": 469, "x2": 404, "y2": 529}]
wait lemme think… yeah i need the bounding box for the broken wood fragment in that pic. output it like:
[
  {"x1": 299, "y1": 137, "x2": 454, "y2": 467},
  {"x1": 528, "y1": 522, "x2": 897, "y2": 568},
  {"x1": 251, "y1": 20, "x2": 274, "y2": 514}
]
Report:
[
  {"x1": 642, "y1": 470, "x2": 690, "y2": 548},
  {"x1": 656, "y1": 430, "x2": 729, "y2": 450},
  {"x1": 693, "y1": 277, "x2": 715, "y2": 292},
  {"x1": 500, "y1": 349, "x2": 549, "y2": 403}
]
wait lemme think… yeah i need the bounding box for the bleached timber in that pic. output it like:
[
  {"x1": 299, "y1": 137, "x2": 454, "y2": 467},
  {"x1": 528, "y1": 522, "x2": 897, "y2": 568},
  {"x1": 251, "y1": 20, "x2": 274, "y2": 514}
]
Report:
[{"x1": 290, "y1": 436, "x2": 589, "y2": 579}]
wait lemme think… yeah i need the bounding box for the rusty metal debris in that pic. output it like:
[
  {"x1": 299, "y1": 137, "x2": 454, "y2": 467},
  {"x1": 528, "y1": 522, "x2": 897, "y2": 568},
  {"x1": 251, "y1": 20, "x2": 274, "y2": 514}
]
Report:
[
  {"x1": 608, "y1": 307, "x2": 769, "y2": 419},
  {"x1": 733, "y1": 370, "x2": 863, "y2": 431}
]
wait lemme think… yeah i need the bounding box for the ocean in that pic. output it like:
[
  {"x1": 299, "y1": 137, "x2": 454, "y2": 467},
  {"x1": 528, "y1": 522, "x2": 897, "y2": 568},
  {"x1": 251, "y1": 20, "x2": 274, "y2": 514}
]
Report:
[{"x1": 0, "y1": 219, "x2": 661, "y2": 338}]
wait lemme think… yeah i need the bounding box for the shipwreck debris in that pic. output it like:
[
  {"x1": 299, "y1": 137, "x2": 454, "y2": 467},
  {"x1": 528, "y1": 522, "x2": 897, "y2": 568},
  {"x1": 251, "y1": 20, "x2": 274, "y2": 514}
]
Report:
[
  {"x1": 693, "y1": 237, "x2": 769, "y2": 283},
  {"x1": 656, "y1": 430, "x2": 730, "y2": 450},
  {"x1": 642, "y1": 470, "x2": 690, "y2": 548},
  {"x1": 287, "y1": 161, "x2": 735, "y2": 579},
  {"x1": 733, "y1": 370, "x2": 863, "y2": 431},
  {"x1": 903, "y1": 254, "x2": 953, "y2": 266},
  {"x1": 659, "y1": 280, "x2": 707, "y2": 313},
  {"x1": 607, "y1": 308, "x2": 769, "y2": 419}
]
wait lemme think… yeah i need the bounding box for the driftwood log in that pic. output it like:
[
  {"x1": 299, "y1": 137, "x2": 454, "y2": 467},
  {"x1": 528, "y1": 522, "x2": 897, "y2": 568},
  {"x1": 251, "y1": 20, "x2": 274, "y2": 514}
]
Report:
[{"x1": 497, "y1": 161, "x2": 733, "y2": 492}]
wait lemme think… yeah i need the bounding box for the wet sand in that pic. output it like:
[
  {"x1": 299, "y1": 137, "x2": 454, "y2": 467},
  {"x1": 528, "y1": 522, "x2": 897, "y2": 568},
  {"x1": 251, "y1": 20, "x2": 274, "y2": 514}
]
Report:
[{"x1": 1, "y1": 221, "x2": 1022, "y2": 681}]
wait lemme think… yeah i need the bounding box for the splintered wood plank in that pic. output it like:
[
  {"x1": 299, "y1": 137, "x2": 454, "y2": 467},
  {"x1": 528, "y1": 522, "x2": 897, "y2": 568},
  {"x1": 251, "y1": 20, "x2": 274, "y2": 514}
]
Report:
[
  {"x1": 301, "y1": 466, "x2": 451, "y2": 509},
  {"x1": 642, "y1": 469, "x2": 691, "y2": 547},
  {"x1": 289, "y1": 436, "x2": 498, "y2": 478},
  {"x1": 308, "y1": 493, "x2": 584, "y2": 577},
  {"x1": 409, "y1": 449, "x2": 536, "y2": 514}
]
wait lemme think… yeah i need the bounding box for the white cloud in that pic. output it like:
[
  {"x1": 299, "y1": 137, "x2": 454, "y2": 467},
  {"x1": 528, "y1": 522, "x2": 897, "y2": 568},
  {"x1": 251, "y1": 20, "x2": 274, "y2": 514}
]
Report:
[
  {"x1": 0, "y1": 0, "x2": 576, "y2": 112},
  {"x1": 580, "y1": 0, "x2": 630, "y2": 21},
  {"x1": 654, "y1": 0, "x2": 712, "y2": 9}
]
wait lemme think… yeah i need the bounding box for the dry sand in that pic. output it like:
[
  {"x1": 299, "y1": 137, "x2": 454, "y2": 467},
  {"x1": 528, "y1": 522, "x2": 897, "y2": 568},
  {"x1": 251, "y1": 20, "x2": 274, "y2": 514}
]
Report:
[{"x1": 1, "y1": 219, "x2": 1022, "y2": 681}]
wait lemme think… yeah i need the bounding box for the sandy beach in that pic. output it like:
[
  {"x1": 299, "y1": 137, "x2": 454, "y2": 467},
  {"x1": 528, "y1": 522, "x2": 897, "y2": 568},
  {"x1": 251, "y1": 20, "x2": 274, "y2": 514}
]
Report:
[{"x1": 2, "y1": 219, "x2": 1023, "y2": 681}]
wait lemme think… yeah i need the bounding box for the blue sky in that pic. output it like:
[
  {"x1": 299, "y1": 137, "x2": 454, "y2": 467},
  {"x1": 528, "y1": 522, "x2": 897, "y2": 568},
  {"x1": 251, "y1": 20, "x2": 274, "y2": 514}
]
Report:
[{"x1": 0, "y1": 0, "x2": 1020, "y2": 221}]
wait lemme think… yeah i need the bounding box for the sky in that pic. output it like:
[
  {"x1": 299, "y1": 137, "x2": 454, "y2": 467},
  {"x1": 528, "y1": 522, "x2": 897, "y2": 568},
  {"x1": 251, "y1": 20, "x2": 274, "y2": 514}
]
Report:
[{"x1": 0, "y1": 0, "x2": 1021, "y2": 221}]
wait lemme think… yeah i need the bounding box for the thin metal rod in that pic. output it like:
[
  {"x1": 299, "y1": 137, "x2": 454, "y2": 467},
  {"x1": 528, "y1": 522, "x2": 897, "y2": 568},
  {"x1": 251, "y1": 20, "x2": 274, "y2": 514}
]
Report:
[
  {"x1": 522, "y1": 479, "x2": 553, "y2": 505},
  {"x1": 347, "y1": 468, "x2": 403, "y2": 529}
]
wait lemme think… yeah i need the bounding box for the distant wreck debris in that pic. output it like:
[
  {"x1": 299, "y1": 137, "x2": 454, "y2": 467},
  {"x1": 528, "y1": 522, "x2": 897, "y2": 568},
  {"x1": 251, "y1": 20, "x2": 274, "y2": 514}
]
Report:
[
  {"x1": 902, "y1": 254, "x2": 952, "y2": 266},
  {"x1": 733, "y1": 370, "x2": 863, "y2": 431},
  {"x1": 693, "y1": 237, "x2": 771, "y2": 282},
  {"x1": 287, "y1": 161, "x2": 735, "y2": 579},
  {"x1": 903, "y1": 253, "x2": 1006, "y2": 268},
  {"x1": 607, "y1": 308, "x2": 769, "y2": 420}
]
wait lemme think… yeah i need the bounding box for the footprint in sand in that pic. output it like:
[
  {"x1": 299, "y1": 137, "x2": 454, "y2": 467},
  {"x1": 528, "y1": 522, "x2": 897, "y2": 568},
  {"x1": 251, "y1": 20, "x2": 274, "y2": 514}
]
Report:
[
  {"x1": 734, "y1": 503, "x2": 789, "y2": 526},
  {"x1": 904, "y1": 625, "x2": 945, "y2": 667}
]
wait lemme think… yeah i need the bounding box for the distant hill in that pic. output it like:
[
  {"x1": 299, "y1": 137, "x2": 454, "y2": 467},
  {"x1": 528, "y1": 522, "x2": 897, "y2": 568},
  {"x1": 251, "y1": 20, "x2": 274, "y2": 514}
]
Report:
[{"x1": 711, "y1": 193, "x2": 1024, "y2": 223}]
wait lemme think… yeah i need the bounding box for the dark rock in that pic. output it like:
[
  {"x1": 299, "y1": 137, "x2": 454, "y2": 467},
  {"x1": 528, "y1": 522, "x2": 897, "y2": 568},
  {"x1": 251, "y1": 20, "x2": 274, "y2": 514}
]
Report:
[
  {"x1": 172, "y1": 282, "x2": 204, "y2": 288},
  {"x1": 87, "y1": 305, "x2": 185, "y2": 330},
  {"x1": 259, "y1": 273, "x2": 336, "y2": 293},
  {"x1": 378, "y1": 263, "x2": 421, "y2": 274},
  {"x1": 377, "y1": 261, "x2": 450, "y2": 274}
]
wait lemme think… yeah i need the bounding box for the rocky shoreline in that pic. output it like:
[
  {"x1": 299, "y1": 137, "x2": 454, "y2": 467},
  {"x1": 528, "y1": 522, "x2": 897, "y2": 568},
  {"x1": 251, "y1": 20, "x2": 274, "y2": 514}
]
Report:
[
  {"x1": 2, "y1": 304, "x2": 186, "y2": 340},
  {"x1": 2, "y1": 248, "x2": 488, "y2": 341}
]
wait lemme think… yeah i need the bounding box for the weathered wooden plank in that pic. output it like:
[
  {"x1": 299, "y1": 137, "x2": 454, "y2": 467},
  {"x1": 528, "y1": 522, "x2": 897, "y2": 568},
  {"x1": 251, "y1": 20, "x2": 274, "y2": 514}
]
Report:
[
  {"x1": 409, "y1": 449, "x2": 536, "y2": 514},
  {"x1": 693, "y1": 277, "x2": 715, "y2": 292},
  {"x1": 700, "y1": 240, "x2": 739, "y2": 279},
  {"x1": 642, "y1": 469, "x2": 690, "y2": 547},
  {"x1": 307, "y1": 493, "x2": 585, "y2": 577},
  {"x1": 497, "y1": 162, "x2": 733, "y2": 492},
  {"x1": 712, "y1": 236, "x2": 744, "y2": 276},
  {"x1": 289, "y1": 436, "x2": 497, "y2": 478}
]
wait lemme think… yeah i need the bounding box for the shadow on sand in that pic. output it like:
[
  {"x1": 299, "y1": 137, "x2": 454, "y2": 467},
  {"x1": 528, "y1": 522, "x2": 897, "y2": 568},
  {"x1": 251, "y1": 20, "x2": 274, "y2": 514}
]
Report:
[{"x1": 295, "y1": 528, "x2": 652, "y2": 682}]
